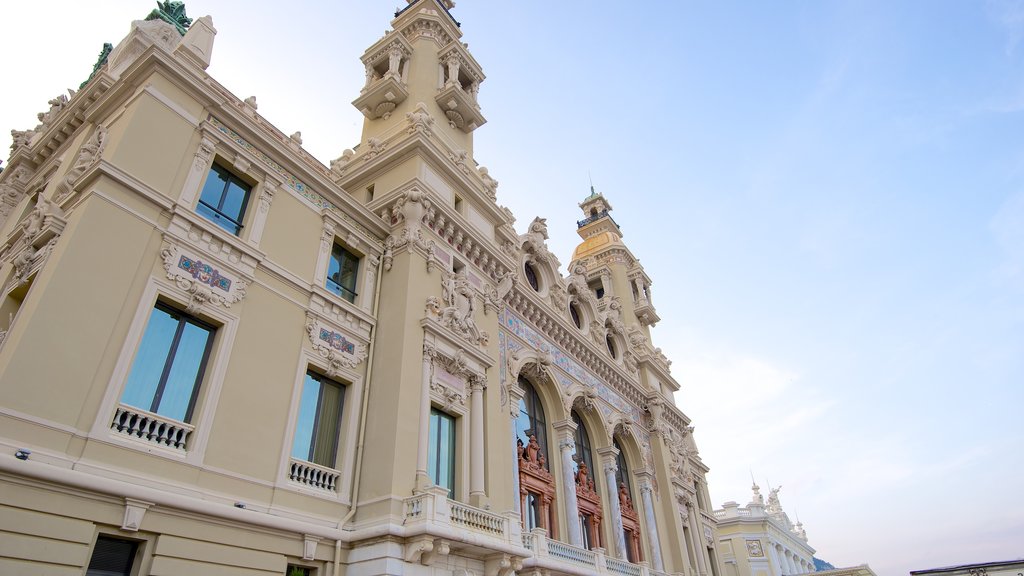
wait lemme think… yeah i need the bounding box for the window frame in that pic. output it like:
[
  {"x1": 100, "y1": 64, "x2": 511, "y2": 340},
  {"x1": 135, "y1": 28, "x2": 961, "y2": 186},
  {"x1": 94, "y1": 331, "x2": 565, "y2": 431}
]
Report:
[
  {"x1": 571, "y1": 410, "x2": 597, "y2": 493},
  {"x1": 119, "y1": 301, "x2": 216, "y2": 424},
  {"x1": 196, "y1": 162, "x2": 253, "y2": 236},
  {"x1": 326, "y1": 242, "x2": 360, "y2": 303},
  {"x1": 427, "y1": 407, "x2": 457, "y2": 498},
  {"x1": 92, "y1": 281, "x2": 240, "y2": 465},
  {"x1": 516, "y1": 376, "x2": 549, "y2": 469},
  {"x1": 291, "y1": 370, "x2": 347, "y2": 468}
]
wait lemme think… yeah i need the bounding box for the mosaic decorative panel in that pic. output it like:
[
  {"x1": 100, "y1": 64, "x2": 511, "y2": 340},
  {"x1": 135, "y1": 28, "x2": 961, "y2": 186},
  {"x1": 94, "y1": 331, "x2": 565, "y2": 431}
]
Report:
[
  {"x1": 178, "y1": 255, "x2": 231, "y2": 292},
  {"x1": 319, "y1": 328, "x2": 356, "y2": 355}
]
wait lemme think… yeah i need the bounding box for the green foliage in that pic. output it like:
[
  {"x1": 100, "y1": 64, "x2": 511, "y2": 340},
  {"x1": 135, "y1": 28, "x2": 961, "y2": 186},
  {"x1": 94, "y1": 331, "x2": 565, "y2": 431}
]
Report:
[{"x1": 145, "y1": 1, "x2": 193, "y2": 36}]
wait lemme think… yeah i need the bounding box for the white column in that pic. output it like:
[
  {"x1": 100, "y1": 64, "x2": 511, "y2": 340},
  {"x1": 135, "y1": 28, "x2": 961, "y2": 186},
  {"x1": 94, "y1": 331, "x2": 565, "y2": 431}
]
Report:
[
  {"x1": 686, "y1": 503, "x2": 708, "y2": 576},
  {"x1": 509, "y1": 382, "x2": 525, "y2": 516},
  {"x1": 767, "y1": 543, "x2": 783, "y2": 576},
  {"x1": 785, "y1": 550, "x2": 797, "y2": 575},
  {"x1": 416, "y1": 344, "x2": 434, "y2": 490},
  {"x1": 178, "y1": 134, "x2": 216, "y2": 208},
  {"x1": 637, "y1": 474, "x2": 664, "y2": 572},
  {"x1": 553, "y1": 420, "x2": 583, "y2": 547},
  {"x1": 598, "y1": 447, "x2": 626, "y2": 559},
  {"x1": 469, "y1": 378, "x2": 486, "y2": 505}
]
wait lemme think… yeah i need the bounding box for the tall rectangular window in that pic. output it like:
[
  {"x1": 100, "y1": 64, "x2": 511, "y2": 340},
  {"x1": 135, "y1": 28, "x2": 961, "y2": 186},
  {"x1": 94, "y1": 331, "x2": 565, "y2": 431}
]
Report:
[
  {"x1": 121, "y1": 304, "x2": 214, "y2": 423},
  {"x1": 197, "y1": 163, "x2": 251, "y2": 235},
  {"x1": 87, "y1": 535, "x2": 138, "y2": 576},
  {"x1": 427, "y1": 408, "x2": 455, "y2": 497},
  {"x1": 580, "y1": 513, "x2": 593, "y2": 550},
  {"x1": 292, "y1": 372, "x2": 345, "y2": 468},
  {"x1": 326, "y1": 243, "x2": 359, "y2": 303}
]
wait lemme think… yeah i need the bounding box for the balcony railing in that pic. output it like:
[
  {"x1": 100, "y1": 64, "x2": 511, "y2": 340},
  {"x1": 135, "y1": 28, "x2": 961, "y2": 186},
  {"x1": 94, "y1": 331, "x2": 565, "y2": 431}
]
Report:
[
  {"x1": 401, "y1": 490, "x2": 664, "y2": 576},
  {"x1": 607, "y1": 556, "x2": 643, "y2": 576},
  {"x1": 547, "y1": 538, "x2": 597, "y2": 567},
  {"x1": 450, "y1": 500, "x2": 505, "y2": 536},
  {"x1": 576, "y1": 210, "x2": 619, "y2": 229},
  {"x1": 110, "y1": 404, "x2": 193, "y2": 450},
  {"x1": 402, "y1": 487, "x2": 519, "y2": 545},
  {"x1": 288, "y1": 458, "x2": 341, "y2": 492}
]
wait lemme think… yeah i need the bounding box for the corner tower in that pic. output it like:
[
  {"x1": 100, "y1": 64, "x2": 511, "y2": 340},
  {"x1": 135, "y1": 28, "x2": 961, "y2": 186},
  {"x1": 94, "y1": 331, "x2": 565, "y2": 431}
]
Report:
[
  {"x1": 571, "y1": 189, "x2": 673, "y2": 395},
  {"x1": 352, "y1": 0, "x2": 485, "y2": 154}
]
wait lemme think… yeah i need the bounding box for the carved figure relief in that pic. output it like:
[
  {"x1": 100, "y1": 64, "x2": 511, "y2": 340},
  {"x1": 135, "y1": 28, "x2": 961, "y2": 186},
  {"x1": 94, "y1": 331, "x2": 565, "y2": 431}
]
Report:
[
  {"x1": 520, "y1": 217, "x2": 552, "y2": 263},
  {"x1": 406, "y1": 102, "x2": 435, "y2": 134},
  {"x1": 0, "y1": 165, "x2": 34, "y2": 223},
  {"x1": 425, "y1": 269, "x2": 488, "y2": 346},
  {"x1": 55, "y1": 125, "x2": 107, "y2": 202}
]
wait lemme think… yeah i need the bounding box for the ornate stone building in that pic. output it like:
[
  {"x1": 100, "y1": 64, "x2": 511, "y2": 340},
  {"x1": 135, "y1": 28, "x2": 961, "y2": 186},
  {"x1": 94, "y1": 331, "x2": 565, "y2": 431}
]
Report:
[
  {"x1": 0, "y1": 2, "x2": 721, "y2": 575},
  {"x1": 713, "y1": 484, "x2": 876, "y2": 576}
]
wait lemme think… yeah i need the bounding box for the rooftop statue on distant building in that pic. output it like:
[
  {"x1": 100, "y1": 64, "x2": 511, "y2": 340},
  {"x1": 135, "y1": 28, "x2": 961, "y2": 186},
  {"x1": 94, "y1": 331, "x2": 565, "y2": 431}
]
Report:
[
  {"x1": 146, "y1": 1, "x2": 192, "y2": 36},
  {"x1": 750, "y1": 481, "x2": 764, "y2": 506},
  {"x1": 766, "y1": 485, "x2": 783, "y2": 514}
]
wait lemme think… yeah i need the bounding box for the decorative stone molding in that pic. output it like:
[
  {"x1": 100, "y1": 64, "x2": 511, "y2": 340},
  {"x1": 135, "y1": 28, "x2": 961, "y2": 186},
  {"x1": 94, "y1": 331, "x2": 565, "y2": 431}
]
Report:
[
  {"x1": 54, "y1": 125, "x2": 107, "y2": 203},
  {"x1": 107, "y1": 19, "x2": 182, "y2": 78},
  {"x1": 485, "y1": 553, "x2": 523, "y2": 576},
  {"x1": 305, "y1": 312, "x2": 369, "y2": 378},
  {"x1": 425, "y1": 269, "x2": 488, "y2": 347},
  {"x1": 121, "y1": 498, "x2": 153, "y2": 532},
  {"x1": 0, "y1": 165, "x2": 35, "y2": 224},
  {"x1": 6, "y1": 195, "x2": 67, "y2": 286},
  {"x1": 483, "y1": 270, "x2": 516, "y2": 315},
  {"x1": 160, "y1": 240, "x2": 248, "y2": 314},
  {"x1": 302, "y1": 535, "x2": 320, "y2": 561},
  {"x1": 400, "y1": 16, "x2": 454, "y2": 48},
  {"x1": 329, "y1": 149, "x2": 354, "y2": 179},
  {"x1": 520, "y1": 217, "x2": 553, "y2": 264},
  {"x1": 478, "y1": 166, "x2": 499, "y2": 200},
  {"x1": 405, "y1": 102, "x2": 435, "y2": 135},
  {"x1": 364, "y1": 137, "x2": 387, "y2": 161}
]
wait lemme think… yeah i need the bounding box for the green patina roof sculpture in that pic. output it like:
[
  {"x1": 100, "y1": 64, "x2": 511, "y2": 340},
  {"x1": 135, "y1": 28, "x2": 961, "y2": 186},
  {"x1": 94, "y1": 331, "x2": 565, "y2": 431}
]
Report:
[
  {"x1": 80, "y1": 42, "x2": 114, "y2": 89},
  {"x1": 145, "y1": 1, "x2": 192, "y2": 36}
]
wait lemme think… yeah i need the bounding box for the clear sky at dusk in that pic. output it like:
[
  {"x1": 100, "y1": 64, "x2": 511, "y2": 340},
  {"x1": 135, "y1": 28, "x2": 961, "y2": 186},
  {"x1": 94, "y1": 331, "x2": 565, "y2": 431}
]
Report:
[{"x1": 2, "y1": 2, "x2": 1022, "y2": 574}]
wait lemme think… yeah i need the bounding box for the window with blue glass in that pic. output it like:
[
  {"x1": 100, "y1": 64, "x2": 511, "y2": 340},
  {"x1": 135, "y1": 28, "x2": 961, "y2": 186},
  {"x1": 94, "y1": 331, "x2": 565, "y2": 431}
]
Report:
[
  {"x1": 428, "y1": 408, "x2": 456, "y2": 497},
  {"x1": 515, "y1": 376, "x2": 548, "y2": 469},
  {"x1": 327, "y1": 243, "x2": 359, "y2": 303},
  {"x1": 121, "y1": 303, "x2": 215, "y2": 423},
  {"x1": 292, "y1": 372, "x2": 346, "y2": 468},
  {"x1": 197, "y1": 163, "x2": 251, "y2": 235}
]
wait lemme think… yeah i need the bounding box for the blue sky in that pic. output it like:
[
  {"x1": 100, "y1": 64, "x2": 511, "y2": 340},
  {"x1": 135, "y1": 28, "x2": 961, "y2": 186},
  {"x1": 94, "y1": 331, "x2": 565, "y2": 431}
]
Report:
[{"x1": 3, "y1": 1, "x2": 1023, "y2": 574}]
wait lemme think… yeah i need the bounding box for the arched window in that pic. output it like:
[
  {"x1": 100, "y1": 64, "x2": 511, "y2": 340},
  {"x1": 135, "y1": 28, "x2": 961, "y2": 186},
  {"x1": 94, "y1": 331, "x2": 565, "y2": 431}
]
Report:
[
  {"x1": 614, "y1": 437, "x2": 631, "y2": 500},
  {"x1": 524, "y1": 261, "x2": 540, "y2": 291},
  {"x1": 606, "y1": 334, "x2": 617, "y2": 358},
  {"x1": 569, "y1": 302, "x2": 582, "y2": 329},
  {"x1": 516, "y1": 376, "x2": 548, "y2": 467},
  {"x1": 572, "y1": 410, "x2": 596, "y2": 490}
]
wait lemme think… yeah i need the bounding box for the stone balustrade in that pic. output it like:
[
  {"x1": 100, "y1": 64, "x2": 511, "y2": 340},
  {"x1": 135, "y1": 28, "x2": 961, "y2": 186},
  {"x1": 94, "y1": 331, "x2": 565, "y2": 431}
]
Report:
[
  {"x1": 110, "y1": 404, "x2": 193, "y2": 450},
  {"x1": 523, "y1": 528, "x2": 669, "y2": 576},
  {"x1": 288, "y1": 458, "x2": 340, "y2": 492},
  {"x1": 401, "y1": 490, "x2": 670, "y2": 576}
]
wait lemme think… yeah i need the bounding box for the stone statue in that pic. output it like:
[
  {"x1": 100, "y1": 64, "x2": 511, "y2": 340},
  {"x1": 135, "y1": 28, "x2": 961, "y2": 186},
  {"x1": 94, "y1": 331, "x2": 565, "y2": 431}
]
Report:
[
  {"x1": 766, "y1": 485, "x2": 782, "y2": 514},
  {"x1": 619, "y1": 482, "x2": 633, "y2": 511}
]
